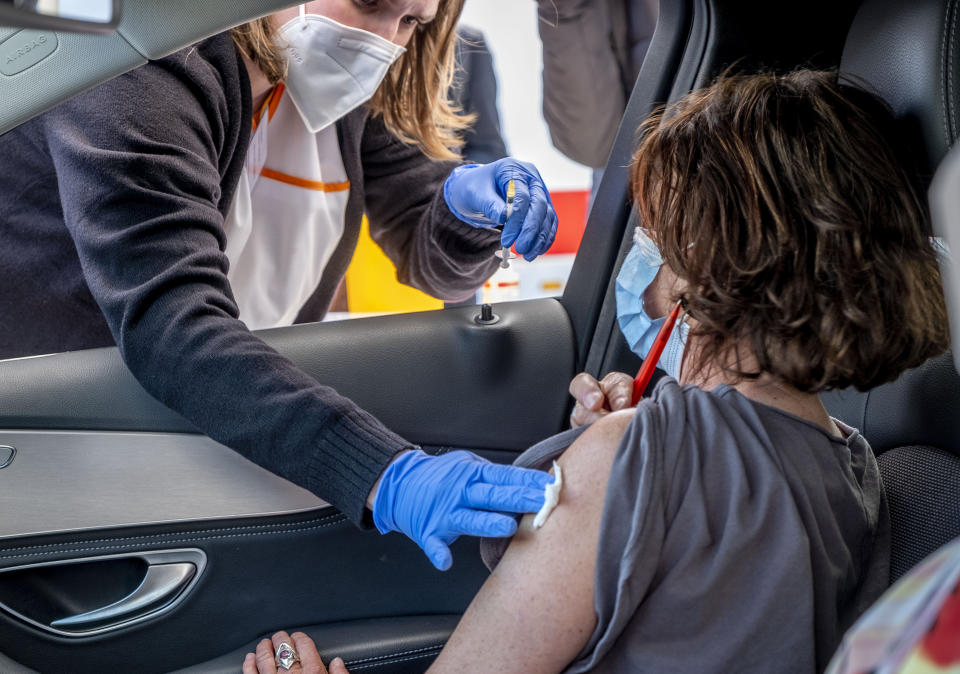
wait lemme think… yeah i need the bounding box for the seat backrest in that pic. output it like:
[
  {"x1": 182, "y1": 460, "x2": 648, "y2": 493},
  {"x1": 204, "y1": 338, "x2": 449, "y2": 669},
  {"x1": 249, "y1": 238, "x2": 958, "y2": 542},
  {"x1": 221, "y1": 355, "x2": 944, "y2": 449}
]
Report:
[
  {"x1": 822, "y1": 353, "x2": 960, "y2": 581},
  {"x1": 824, "y1": 0, "x2": 960, "y2": 582}
]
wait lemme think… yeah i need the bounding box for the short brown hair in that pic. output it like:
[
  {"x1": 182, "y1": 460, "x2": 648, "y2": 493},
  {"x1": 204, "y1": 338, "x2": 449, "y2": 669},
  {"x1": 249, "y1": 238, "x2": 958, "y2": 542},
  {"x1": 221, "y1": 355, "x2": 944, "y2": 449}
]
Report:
[
  {"x1": 631, "y1": 70, "x2": 949, "y2": 392},
  {"x1": 231, "y1": 0, "x2": 471, "y2": 160}
]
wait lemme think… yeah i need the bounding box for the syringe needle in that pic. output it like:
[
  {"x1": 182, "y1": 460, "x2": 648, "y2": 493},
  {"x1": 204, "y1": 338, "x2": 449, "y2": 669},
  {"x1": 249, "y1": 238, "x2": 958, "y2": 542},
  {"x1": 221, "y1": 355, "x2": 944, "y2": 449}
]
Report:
[{"x1": 496, "y1": 179, "x2": 517, "y2": 269}]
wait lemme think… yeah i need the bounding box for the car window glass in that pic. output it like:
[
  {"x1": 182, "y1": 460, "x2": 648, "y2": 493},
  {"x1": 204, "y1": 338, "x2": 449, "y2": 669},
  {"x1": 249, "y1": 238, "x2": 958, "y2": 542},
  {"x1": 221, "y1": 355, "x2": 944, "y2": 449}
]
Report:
[{"x1": 327, "y1": 0, "x2": 597, "y2": 321}]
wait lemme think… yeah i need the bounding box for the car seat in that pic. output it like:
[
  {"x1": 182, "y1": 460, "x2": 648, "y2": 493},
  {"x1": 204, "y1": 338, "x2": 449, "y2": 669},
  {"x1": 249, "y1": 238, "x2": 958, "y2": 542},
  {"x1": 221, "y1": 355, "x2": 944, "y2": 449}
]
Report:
[
  {"x1": 581, "y1": 0, "x2": 960, "y2": 586},
  {"x1": 571, "y1": 0, "x2": 958, "y2": 585},
  {"x1": 821, "y1": 0, "x2": 960, "y2": 583}
]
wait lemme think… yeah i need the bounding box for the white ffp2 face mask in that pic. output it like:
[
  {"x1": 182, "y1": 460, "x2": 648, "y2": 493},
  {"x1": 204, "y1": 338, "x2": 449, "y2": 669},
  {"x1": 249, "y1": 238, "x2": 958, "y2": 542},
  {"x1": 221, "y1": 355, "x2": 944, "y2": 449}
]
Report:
[{"x1": 278, "y1": 8, "x2": 406, "y2": 132}]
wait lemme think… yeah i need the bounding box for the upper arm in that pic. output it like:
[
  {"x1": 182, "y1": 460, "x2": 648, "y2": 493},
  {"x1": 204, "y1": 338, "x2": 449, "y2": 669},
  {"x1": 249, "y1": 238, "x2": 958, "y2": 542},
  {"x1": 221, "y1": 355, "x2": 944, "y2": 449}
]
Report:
[
  {"x1": 430, "y1": 410, "x2": 636, "y2": 674},
  {"x1": 45, "y1": 56, "x2": 239, "y2": 346}
]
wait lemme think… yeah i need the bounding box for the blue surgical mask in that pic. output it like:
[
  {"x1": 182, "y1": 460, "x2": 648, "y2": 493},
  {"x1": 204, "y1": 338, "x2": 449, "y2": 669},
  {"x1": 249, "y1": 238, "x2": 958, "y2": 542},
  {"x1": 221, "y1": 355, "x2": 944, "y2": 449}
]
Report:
[{"x1": 615, "y1": 227, "x2": 690, "y2": 378}]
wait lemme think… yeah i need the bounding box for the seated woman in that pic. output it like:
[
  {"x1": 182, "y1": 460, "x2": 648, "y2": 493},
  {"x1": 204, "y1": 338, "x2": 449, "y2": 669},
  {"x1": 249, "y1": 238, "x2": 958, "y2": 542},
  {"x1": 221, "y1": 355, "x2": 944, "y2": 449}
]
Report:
[{"x1": 243, "y1": 70, "x2": 949, "y2": 674}]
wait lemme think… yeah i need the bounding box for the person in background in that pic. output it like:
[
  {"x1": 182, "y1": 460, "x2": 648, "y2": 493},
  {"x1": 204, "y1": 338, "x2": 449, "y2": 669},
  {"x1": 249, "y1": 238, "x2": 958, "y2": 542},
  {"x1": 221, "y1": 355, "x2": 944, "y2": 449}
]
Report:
[
  {"x1": 536, "y1": 0, "x2": 658, "y2": 171},
  {"x1": 0, "y1": 0, "x2": 559, "y2": 571},
  {"x1": 452, "y1": 25, "x2": 509, "y2": 165},
  {"x1": 244, "y1": 70, "x2": 949, "y2": 673}
]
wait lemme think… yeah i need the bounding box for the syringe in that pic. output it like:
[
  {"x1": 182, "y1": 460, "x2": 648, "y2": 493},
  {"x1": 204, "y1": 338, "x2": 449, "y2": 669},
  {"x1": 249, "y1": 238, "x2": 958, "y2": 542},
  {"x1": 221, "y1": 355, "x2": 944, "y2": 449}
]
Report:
[{"x1": 495, "y1": 179, "x2": 517, "y2": 269}]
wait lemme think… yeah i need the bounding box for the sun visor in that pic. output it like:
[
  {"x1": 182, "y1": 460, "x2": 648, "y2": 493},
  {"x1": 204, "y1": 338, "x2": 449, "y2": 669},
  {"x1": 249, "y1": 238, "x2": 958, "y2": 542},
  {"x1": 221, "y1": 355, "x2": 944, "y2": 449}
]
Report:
[{"x1": 0, "y1": 0, "x2": 300, "y2": 137}]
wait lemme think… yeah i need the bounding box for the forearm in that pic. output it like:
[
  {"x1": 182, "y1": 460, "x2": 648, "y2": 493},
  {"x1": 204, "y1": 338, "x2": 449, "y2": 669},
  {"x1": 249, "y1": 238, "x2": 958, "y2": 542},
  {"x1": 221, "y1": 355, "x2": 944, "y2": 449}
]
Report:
[
  {"x1": 362, "y1": 116, "x2": 500, "y2": 299},
  {"x1": 119, "y1": 296, "x2": 408, "y2": 524},
  {"x1": 387, "y1": 194, "x2": 501, "y2": 302},
  {"x1": 65, "y1": 165, "x2": 407, "y2": 524}
]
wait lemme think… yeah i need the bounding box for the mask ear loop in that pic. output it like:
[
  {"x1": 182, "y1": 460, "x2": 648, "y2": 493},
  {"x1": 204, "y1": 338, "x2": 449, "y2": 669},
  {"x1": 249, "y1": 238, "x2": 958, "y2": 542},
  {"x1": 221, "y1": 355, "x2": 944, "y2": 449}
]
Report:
[
  {"x1": 299, "y1": 3, "x2": 306, "y2": 25},
  {"x1": 674, "y1": 311, "x2": 690, "y2": 382}
]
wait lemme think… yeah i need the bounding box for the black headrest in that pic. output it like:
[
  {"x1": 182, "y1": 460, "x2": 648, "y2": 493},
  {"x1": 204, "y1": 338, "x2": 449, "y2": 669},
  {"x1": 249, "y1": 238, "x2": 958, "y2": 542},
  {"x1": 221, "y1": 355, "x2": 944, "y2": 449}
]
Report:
[
  {"x1": 822, "y1": 351, "x2": 960, "y2": 457},
  {"x1": 840, "y1": 0, "x2": 960, "y2": 173}
]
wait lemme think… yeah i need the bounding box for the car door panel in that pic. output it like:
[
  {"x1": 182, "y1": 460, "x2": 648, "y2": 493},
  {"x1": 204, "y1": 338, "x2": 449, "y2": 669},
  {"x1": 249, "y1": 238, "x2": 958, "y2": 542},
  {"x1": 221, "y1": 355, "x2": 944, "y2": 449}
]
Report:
[
  {"x1": 0, "y1": 430, "x2": 323, "y2": 539},
  {"x1": 0, "y1": 508, "x2": 489, "y2": 673},
  {"x1": 0, "y1": 549, "x2": 207, "y2": 638},
  {"x1": 0, "y1": 298, "x2": 575, "y2": 672},
  {"x1": 0, "y1": 299, "x2": 575, "y2": 450}
]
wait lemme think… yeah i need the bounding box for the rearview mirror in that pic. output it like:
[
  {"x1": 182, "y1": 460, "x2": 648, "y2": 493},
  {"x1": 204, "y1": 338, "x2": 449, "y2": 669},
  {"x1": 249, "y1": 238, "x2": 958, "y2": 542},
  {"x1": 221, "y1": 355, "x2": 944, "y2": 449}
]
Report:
[{"x1": 0, "y1": 0, "x2": 120, "y2": 33}]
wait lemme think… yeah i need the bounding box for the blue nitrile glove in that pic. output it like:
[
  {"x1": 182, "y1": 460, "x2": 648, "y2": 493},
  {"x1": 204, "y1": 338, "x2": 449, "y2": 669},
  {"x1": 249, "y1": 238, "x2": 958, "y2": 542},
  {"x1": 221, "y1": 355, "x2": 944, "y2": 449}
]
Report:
[
  {"x1": 372, "y1": 449, "x2": 554, "y2": 571},
  {"x1": 443, "y1": 158, "x2": 559, "y2": 261}
]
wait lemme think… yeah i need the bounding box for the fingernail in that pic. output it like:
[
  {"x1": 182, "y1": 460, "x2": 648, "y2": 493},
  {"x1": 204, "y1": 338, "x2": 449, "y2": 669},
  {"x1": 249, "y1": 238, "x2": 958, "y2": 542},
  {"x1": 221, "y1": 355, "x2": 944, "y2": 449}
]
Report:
[
  {"x1": 613, "y1": 396, "x2": 628, "y2": 408},
  {"x1": 585, "y1": 391, "x2": 602, "y2": 408}
]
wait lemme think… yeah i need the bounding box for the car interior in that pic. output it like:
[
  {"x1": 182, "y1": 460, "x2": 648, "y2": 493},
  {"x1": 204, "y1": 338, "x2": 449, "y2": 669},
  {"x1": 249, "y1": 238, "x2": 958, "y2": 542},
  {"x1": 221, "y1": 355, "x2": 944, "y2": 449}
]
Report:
[{"x1": 0, "y1": 0, "x2": 958, "y2": 672}]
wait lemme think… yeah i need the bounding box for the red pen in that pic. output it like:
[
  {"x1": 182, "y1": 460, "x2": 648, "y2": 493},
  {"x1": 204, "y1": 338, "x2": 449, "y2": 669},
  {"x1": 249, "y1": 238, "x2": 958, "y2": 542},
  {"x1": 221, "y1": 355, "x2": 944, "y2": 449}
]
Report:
[{"x1": 631, "y1": 300, "x2": 685, "y2": 405}]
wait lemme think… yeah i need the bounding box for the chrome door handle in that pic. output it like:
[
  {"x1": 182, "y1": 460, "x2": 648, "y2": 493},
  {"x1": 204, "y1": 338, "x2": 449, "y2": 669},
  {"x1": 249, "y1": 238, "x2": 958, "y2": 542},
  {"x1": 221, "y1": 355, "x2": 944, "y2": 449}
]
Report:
[
  {"x1": 0, "y1": 549, "x2": 206, "y2": 637},
  {"x1": 50, "y1": 562, "x2": 196, "y2": 632}
]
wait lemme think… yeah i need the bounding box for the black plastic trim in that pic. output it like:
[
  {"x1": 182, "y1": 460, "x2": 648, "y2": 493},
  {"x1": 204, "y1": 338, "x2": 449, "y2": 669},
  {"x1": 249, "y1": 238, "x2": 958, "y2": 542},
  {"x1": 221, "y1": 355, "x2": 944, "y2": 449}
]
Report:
[
  {"x1": 0, "y1": 508, "x2": 490, "y2": 673},
  {"x1": 0, "y1": 300, "x2": 576, "y2": 451},
  {"x1": 172, "y1": 615, "x2": 459, "y2": 674},
  {"x1": 560, "y1": 0, "x2": 695, "y2": 372}
]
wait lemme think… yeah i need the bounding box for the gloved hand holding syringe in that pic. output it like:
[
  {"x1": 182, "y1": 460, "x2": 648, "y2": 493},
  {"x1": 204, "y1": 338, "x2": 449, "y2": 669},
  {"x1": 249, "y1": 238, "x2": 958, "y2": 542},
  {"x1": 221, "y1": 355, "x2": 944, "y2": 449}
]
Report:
[{"x1": 442, "y1": 157, "x2": 559, "y2": 262}]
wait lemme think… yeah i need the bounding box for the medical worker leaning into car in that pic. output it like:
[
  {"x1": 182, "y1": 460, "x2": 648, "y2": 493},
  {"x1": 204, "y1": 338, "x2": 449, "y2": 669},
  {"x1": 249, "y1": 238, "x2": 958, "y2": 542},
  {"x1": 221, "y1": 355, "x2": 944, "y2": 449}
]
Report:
[
  {"x1": 229, "y1": 2, "x2": 556, "y2": 327},
  {"x1": 0, "y1": 0, "x2": 558, "y2": 571}
]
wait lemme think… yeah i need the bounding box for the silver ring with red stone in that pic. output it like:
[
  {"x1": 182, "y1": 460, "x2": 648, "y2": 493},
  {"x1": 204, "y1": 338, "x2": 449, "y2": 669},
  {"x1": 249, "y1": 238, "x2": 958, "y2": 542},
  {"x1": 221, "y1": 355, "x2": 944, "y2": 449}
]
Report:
[{"x1": 275, "y1": 641, "x2": 300, "y2": 670}]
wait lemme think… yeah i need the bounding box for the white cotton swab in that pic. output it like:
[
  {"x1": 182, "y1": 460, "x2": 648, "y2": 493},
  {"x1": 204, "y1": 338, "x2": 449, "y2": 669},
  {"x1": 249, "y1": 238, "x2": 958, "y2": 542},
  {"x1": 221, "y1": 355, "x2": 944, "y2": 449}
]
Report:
[{"x1": 533, "y1": 460, "x2": 563, "y2": 529}]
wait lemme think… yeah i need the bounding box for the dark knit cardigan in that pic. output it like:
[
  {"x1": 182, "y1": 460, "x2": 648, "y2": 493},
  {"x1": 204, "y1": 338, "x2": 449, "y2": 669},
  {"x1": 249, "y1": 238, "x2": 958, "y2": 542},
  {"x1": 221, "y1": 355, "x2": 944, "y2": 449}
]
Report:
[{"x1": 0, "y1": 32, "x2": 500, "y2": 524}]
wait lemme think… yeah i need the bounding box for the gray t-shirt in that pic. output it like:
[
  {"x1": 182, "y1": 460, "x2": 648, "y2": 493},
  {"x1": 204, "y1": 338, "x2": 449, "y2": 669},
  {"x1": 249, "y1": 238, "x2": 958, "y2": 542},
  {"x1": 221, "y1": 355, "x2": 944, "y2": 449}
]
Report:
[{"x1": 481, "y1": 378, "x2": 890, "y2": 673}]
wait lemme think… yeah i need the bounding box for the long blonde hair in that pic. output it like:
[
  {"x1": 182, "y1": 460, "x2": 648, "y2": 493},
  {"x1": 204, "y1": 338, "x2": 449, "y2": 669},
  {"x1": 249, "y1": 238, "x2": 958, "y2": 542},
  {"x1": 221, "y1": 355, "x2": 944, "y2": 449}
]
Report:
[{"x1": 231, "y1": 1, "x2": 471, "y2": 160}]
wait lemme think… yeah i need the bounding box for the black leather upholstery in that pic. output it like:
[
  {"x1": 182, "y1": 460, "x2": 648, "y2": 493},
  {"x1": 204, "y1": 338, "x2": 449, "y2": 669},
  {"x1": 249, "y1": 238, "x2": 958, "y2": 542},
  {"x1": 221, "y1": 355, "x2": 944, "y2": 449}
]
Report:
[
  {"x1": 821, "y1": 353, "x2": 960, "y2": 583},
  {"x1": 878, "y1": 446, "x2": 960, "y2": 581},
  {"x1": 840, "y1": 0, "x2": 960, "y2": 174},
  {"x1": 827, "y1": 0, "x2": 960, "y2": 582},
  {"x1": 822, "y1": 352, "x2": 960, "y2": 457}
]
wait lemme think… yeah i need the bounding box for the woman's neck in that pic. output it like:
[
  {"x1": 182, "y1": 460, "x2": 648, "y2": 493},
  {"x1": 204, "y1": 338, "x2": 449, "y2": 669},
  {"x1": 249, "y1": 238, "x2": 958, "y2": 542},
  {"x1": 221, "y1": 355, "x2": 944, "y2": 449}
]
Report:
[
  {"x1": 732, "y1": 377, "x2": 842, "y2": 438},
  {"x1": 240, "y1": 51, "x2": 275, "y2": 114},
  {"x1": 680, "y1": 340, "x2": 843, "y2": 438}
]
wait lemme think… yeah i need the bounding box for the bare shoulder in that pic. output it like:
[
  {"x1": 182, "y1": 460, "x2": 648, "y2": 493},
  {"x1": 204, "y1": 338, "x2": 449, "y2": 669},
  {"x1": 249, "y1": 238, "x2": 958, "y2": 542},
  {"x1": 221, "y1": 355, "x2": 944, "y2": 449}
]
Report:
[
  {"x1": 517, "y1": 408, "x2": 635, "y2": 533},
  {"x1": 555, "y1": 408, "x2": 635, "y2": 489},
  {"x1": 430, "y1": 412, "x2": 636, "y2": 673}
]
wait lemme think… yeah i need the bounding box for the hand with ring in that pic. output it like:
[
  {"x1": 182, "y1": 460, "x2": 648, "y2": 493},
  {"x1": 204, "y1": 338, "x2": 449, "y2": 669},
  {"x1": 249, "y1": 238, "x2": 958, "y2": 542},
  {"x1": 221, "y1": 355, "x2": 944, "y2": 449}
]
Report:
[{"x1": 242, "y1": 630, "x2": 350, "y2": 674}]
